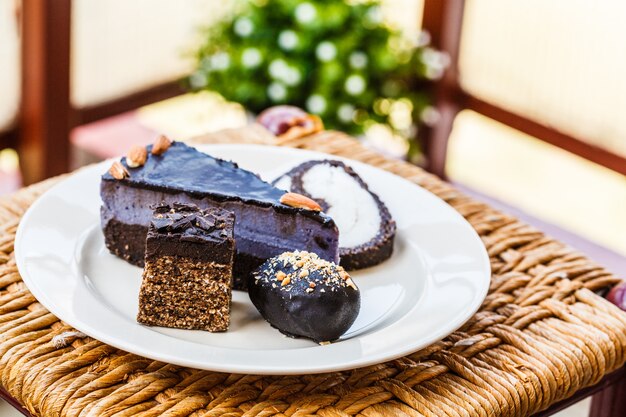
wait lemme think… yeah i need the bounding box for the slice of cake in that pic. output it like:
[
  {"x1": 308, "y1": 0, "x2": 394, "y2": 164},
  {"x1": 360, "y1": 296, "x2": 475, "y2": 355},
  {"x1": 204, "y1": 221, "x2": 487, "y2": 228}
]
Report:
[
  {"x1": 273, "y1": 160, "x2": 396, "y2": 270},
  {"x1": 101, "y1": 138, "x2": 339, "y2": 290},
  {"x1": 137, "y1": 203, "x2": 235, "y2": 331}
]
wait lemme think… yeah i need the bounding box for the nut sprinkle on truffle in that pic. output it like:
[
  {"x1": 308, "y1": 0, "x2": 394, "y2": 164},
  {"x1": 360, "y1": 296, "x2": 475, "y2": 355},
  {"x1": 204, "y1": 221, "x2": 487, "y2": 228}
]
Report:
[{"x1": 258, "y1": 251, "x2": 356, "y2": 293}]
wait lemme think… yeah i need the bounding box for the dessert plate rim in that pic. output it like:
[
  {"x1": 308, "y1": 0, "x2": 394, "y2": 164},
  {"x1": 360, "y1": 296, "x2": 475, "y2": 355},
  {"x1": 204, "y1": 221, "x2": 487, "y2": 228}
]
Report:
[{"x1": 15, "y1": 143, "x2": 490, "y2": 374}]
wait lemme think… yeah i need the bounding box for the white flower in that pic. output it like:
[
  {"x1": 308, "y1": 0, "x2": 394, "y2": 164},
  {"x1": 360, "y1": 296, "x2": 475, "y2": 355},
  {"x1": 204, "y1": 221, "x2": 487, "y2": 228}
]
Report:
[
  {"x1": 234, "y1": 17, "x2": 254, "y2": 37},
  {"x1": 349, "y1": 52, "x2": 368, "y2": 69},
  {"x1": 210, "y1": 52, "x2": 230, "y2": 71},
  {"x1": 425, "y1": 66, "x2": 444, "y2": 80},
  {"x1": 389, "y1": 100, "x2": 413, "y2": 130},
  {"x1": 267, "y1": 82, "x2": 287, "y2": 102},
  {"x1": 374, "y1": 98, "x2": 391, "y2": 115},
  {"x1": 422, "y1": 48, "x2": 450, "y2": 69},
  {"x1": 241, "y1": 48, "x2": 262, "y2": 68},
  {"x1": 365, "y1": 6, "x2": 383, "y2": 25},
  {"x1": 268, "y1": 59, "x2": 290, "y2": 80},
  {"x1": 283, "y1": 67, "x2": 302, "y2": 86},
  {"x1": 306, "y1": 94, "x2": 327, "y2": 114},
  {"x1": 269, "y1": 59, "x2": 301, "y2": 85},
  {"x1": 316, "y1": 41, "x2": 337, "y2": 62},
  {"x1": 420, "y1": 106, "x2": 441, "y2": 126},
  {"x1": 415, "y1": 30, "x2": 431, "y2": 47},
  {"x1": 295, "y1": 3, "x2": 317, "y2": 24},
  {"x1": 189, "y1": 71, "x2": 207, "y2": 88},
  {"x1": 345, "y1": 74, "x2": 366, "y2": 96},
  {"x1": 200, "y1": 56, "x2": 212, "y2": 70},
  {"x1": 337, "y1": 104, "x2": 355, "y2": 123},
  {"x1": 278, "y1": 30, "x2": 299, "y2": 50},
  {"x1": 421, "y1": 48, "x2": 449, "y2": 80}
]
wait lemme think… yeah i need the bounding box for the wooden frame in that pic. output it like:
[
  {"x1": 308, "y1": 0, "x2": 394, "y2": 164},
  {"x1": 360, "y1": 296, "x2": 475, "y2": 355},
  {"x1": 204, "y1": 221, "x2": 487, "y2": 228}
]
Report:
[
  {"x1": 9, "y1": 0, "x2": 182, "y2": 185},
  {"x1": 421, "y1": 0, "x2": 626, "y2": 179},
  {"x1": 76, "y1": 82, "x2": 183, "y2": 126},
  {"x1": 0, "y1": 129, "x2": 18, "y2": 151},
  {"x1": 18, "y1": 0, "x2": 72, "y2": 185},
  {"x1": 422, "y1": 1, "x2": 626, "y2": 416}
]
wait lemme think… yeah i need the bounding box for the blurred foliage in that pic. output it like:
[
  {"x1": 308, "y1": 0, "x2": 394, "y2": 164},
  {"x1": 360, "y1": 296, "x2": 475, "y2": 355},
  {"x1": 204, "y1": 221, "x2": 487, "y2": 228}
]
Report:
[{"x1": 187, "y1": 0, "x2": 447, "y2": 159}]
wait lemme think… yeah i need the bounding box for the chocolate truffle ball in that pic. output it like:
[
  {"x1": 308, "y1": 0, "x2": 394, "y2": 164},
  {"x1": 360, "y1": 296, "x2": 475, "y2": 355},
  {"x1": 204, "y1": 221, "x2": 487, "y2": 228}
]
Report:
[{"x1": 248, "y1": 251, "x2": 360, "y2": 343}]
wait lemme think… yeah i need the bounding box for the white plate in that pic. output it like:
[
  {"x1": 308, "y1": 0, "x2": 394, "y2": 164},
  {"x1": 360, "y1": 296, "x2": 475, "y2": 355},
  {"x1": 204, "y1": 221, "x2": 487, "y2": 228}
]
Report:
[{"x1": 15, "y1": 144, "x2": 490, "y2": 374}]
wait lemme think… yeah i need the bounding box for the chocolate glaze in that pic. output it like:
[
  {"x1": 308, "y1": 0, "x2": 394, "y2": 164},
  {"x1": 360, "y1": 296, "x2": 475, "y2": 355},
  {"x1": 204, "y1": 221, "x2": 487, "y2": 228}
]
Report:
[
  {"x1": 273, "y1": 160, "x2": 396, "y2": 270},
  {"x1": 102, "y1": 141, "x2": 334, "y2": 225},
  {"x1": 150, "y1": 203, "x2": 231, "y2": 241},
  {"x1": 248, "y1": 251, "x2": 360, "y2": 343},
  {"x1": 145, "y1": 203, "x2": 235, "y2": 264}
]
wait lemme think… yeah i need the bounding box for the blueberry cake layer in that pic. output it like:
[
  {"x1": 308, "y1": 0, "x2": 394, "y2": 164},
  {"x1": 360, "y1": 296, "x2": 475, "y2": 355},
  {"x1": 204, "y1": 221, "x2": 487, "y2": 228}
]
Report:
[
  {"x1": 136, "y1": 204, "x2": 235, "y2": 332},
  {"x1": 101, "y1": 140, "x2": 340, "y2": 290},
  {"x1": 273, "y1": 160, "x2": 396, "y2": 270}
]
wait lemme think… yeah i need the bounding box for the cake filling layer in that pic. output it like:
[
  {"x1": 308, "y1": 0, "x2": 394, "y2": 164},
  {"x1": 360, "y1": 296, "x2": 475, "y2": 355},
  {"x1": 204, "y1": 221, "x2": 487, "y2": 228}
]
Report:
[
  {"x1": 101, "y1": 184, "x2": 339, "y2": 267},
  {"x1": 301, "y1": 164, "x2": 380, "y2": 248}
]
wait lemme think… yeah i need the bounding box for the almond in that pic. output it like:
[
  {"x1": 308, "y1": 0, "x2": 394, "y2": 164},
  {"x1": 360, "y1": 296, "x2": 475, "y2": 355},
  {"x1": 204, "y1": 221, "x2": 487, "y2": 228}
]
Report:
[
  {"x1": 279, "y1": 192, "x2": 322, "y2": 211},
  {"x1": 126, "y1": 145, "x2": 147, "y2": 168},
  {"x1": 151, "y1": 135, "x2": 172, "y2": 155},
  {"x1": 109, "y1": 161, "x2": 129, "y2": 180}
]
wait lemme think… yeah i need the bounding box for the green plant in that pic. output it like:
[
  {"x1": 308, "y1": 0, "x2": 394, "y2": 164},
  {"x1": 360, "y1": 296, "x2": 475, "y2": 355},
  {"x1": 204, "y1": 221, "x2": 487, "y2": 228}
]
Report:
[{"x1": 187, "y1": 0, "x2": 446, "y2": 158}]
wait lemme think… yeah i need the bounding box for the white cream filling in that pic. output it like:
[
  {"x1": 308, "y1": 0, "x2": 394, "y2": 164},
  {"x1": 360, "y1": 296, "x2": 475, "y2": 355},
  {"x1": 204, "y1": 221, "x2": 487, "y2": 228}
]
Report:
[
  {"x1": 301, "y1": 164, "x2": 380, "y2": 248},
  {"x1": 273, "y1": 175, "x2": 292, "y2": 192}
]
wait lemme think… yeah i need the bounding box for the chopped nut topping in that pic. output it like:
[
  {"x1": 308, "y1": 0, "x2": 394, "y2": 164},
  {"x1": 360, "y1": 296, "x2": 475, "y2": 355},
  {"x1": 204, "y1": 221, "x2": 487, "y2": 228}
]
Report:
[
  {"x1": 151, "y1": 135, "x2": 172, "y2": 155},
  {"x1": 259, "y1": 251, "x2": 357, "y2": 295},
  {"x1": 126, "y1": 145, "x2": 147, "y2": 168},
  {"x1": 108, "y1": 161, "x2": 129, "y2": 179}
]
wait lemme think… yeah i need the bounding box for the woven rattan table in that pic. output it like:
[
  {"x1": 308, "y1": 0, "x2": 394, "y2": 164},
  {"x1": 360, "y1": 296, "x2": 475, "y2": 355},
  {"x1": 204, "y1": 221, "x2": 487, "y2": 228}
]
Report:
[{"x1": 1, "y1": 125, "x2": 625, "y2": 417}]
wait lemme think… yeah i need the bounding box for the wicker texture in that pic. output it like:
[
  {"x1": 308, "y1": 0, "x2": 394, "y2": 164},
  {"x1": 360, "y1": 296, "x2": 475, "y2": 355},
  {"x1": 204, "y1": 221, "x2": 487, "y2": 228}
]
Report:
[{"x1": 0, "y1": 126, "x2": 623, "y2": 416}]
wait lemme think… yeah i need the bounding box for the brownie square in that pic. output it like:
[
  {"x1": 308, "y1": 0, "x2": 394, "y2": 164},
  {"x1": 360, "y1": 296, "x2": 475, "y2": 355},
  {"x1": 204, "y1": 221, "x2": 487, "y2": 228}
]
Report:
[{"x1": 137, "y1": 203, "x2": 235, "y2": 331}]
